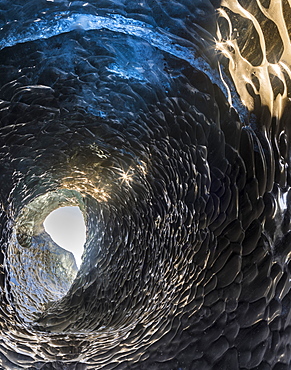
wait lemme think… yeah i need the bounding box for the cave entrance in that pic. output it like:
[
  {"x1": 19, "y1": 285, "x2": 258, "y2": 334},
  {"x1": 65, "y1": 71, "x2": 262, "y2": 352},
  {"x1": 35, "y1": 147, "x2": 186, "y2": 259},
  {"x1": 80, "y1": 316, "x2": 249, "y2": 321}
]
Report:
[
  {"x1": 43, "y1": 206, "x2": 86, "y2": 269},
  {"x1": 10, "y1": 190, "x2": 87, "y2": 322}
]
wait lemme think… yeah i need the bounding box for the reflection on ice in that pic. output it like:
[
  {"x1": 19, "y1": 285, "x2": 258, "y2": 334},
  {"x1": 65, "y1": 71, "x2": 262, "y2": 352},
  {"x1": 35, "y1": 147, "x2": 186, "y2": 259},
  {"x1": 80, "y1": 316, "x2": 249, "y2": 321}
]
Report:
[{"x1": 0, "y1": 12, "x2": 232, "y2": 111}]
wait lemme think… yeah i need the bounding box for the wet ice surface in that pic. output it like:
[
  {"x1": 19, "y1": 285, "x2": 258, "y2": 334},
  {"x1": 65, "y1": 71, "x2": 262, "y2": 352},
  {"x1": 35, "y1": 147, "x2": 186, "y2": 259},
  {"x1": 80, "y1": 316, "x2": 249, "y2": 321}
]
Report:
[
  {"x1": 0, "y1": 9, "x2": 246, "y2": 120},
  {"x1": 0, "y1": 0, "x2": 291, "y2": 369}
]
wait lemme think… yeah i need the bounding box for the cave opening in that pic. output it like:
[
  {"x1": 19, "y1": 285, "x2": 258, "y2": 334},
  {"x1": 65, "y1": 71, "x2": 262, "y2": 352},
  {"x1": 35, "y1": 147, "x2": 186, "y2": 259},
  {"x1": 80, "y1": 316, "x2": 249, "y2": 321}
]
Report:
[
  {"x1": 43, "y1": 206, "x2": 86, "y2": 269},
  {"x1": 8, "y1": 190, "x2": 87, "y2": 322}
]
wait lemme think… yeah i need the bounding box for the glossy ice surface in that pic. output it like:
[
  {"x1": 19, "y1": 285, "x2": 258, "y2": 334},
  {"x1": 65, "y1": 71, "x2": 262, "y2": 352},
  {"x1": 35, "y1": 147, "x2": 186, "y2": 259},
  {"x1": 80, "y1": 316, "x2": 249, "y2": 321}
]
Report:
[{"x1": 0, "y1": 0, "x2": 290, "y2": 369}]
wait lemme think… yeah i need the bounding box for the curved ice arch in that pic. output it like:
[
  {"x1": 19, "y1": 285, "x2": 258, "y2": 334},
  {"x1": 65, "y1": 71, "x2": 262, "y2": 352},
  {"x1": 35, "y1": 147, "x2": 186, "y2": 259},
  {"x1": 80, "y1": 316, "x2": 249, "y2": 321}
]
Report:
[{"x1": 0, "y1": 12, "x2": 245, "y2": 118}]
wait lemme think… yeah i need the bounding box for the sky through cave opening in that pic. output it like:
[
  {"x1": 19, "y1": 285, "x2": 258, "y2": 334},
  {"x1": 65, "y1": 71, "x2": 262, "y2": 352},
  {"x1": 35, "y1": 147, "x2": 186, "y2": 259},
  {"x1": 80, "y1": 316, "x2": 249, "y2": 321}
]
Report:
[{"x1": 43, "y1": 206, "x2": 86, "y2": 268}]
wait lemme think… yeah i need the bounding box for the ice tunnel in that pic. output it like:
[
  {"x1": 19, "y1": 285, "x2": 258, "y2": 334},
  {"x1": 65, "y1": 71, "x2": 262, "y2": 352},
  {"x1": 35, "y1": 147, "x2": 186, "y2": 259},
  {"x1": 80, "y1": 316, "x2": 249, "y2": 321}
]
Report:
[{"x1": 0, "y1": 0, "x2": 291, "y2": 369}]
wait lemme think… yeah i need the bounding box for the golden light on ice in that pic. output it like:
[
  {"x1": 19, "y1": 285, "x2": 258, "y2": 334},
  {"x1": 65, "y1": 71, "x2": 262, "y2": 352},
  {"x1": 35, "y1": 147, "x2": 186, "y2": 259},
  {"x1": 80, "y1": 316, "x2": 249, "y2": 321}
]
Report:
[
  {"x1": 216, "y1": 0, "x2": 291, "y2": 119},
  {"x1": 43, "y1": 206, "x2": 86, "y2": 268}
]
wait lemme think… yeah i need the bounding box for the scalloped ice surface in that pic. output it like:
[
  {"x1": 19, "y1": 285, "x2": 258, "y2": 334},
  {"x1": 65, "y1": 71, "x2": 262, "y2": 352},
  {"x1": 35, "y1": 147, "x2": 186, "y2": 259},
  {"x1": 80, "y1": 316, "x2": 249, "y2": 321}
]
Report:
[{"x1": 0, "y1": 0, "x2": 291, "y2": 369}]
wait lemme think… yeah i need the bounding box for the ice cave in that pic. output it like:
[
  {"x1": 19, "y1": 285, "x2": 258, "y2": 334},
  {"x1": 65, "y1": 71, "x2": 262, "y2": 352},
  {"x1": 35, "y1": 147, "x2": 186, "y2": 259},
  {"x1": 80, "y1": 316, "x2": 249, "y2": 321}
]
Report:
[{"x1": 0, "y1": 0, "x2": 290, "y2": 369}]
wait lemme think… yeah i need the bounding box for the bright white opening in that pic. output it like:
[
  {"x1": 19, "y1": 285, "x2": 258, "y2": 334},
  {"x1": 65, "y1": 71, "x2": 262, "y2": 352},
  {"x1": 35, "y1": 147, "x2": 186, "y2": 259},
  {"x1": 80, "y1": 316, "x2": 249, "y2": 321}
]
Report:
[{"x1": 43, "y1": 206, "x2": 86, "y2": 268}]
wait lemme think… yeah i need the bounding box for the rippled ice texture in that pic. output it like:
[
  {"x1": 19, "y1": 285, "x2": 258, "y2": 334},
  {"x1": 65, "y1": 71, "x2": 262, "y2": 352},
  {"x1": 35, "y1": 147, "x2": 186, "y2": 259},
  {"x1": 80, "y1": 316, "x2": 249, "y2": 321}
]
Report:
[{"x1": 0, "y1": 0, "x2": 291, "y2": 369}]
